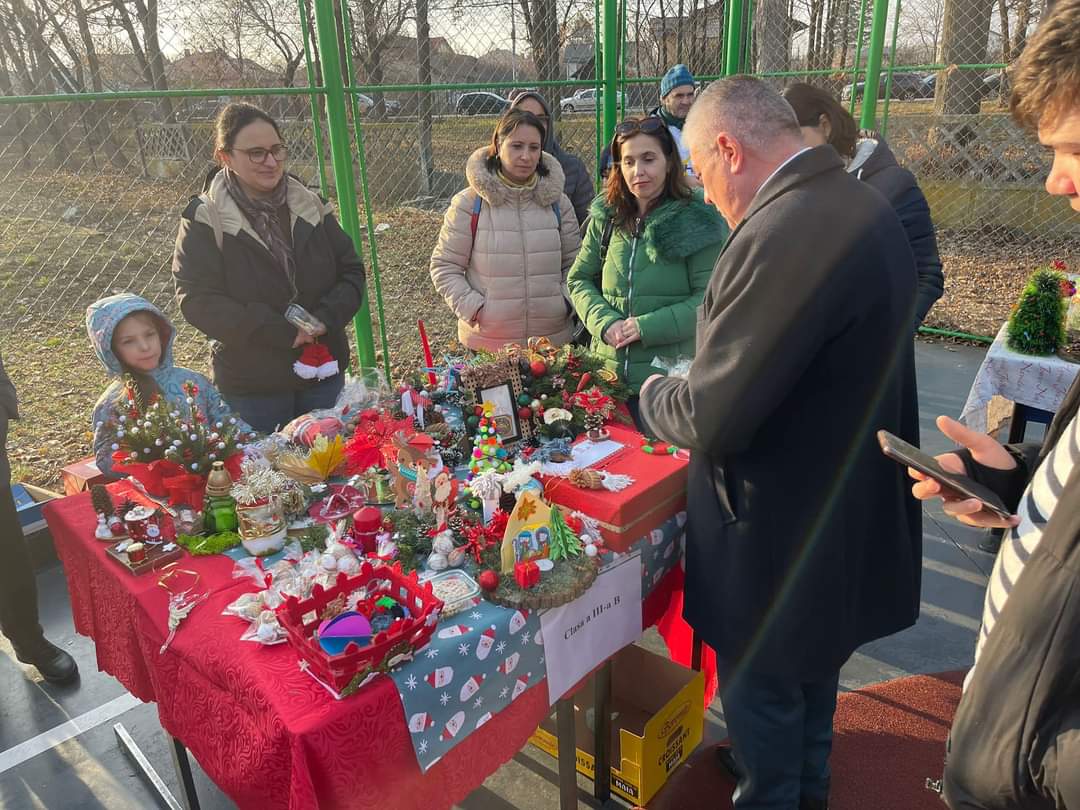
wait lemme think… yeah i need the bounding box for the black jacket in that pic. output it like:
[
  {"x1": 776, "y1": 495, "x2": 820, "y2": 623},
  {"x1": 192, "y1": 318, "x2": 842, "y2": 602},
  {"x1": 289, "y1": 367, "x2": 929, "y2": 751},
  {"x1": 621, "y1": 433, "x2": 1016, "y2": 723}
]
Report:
[
  {"x1": 849, "y1": 137, "x2": 944, "y2": 326},
  {"x1": 942, "y1": 377, "x2": 1080, "y2": 810},
  {"x1": 172, "y1": 173, "x2": 366, "y2": 396},
  {"x1": 640, "y1": 146, "x2": 922, "y2": 680},
  {"x1": 0, "y1": 352, "x2": 16, "y2": 487}
]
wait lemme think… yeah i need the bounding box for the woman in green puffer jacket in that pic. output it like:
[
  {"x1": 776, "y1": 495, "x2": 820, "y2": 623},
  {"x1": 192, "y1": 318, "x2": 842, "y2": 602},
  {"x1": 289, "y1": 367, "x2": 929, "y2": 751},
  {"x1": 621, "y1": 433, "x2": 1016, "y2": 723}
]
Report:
[{"x1": 568, "y1": 116, "x2": 728, "y2": 423}]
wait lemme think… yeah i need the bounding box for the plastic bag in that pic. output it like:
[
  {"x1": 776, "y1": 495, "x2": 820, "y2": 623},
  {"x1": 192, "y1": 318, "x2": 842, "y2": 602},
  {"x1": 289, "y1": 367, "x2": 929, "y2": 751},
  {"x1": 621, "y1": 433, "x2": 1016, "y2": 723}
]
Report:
[{"x1": 651, "y1": 355, "x2": 693, "y2": 379}]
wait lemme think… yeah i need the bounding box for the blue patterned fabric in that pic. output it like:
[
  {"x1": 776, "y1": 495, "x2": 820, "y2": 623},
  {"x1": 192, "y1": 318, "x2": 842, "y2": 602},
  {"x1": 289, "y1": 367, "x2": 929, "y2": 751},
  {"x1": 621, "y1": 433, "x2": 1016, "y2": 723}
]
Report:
[
  {"x1": 86, "y1": 293, "x2": 252, "y2": 475},
  {"x1": 390, "y1": 512, "x2": 685, "y2": 771}
]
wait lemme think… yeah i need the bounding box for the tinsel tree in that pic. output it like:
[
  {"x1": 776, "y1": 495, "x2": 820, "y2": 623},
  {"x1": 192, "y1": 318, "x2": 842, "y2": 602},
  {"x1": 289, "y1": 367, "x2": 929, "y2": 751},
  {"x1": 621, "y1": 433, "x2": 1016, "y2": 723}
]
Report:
[
  {"x1": 1007, "y1": 268, "x2": 1069, "y2": 355},
  {"x1": 548, "y1": 507, "x2": 582, "y2": 561},
  {"x1": 107, "y1": 380, "x2": 247, "y2": 475}
]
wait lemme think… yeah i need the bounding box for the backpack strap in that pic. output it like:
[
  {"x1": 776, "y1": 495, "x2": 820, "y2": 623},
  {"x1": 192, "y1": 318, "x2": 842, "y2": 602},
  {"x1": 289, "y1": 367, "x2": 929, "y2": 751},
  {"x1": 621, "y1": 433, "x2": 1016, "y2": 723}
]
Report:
[
  {"x1": 198, "y1": 192, "x2": 224, "y2": 252},
  {"x1": 599, "y1": 216, "x2": 615, "y2": 262},
  {"x1": 469, "y1": 195, "x2": 483, "y2": 242},
  {"x1": 551, "y1": 202, "x2": 562, "y2": 228}
]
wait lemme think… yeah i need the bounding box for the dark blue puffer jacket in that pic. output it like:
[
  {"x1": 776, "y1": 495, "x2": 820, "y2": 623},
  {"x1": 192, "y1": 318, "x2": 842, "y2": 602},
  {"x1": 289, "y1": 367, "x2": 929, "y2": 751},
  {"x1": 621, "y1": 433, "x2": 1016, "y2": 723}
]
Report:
[{"x1": 849, "y1": 137, "x2": 944, "y2": 326}]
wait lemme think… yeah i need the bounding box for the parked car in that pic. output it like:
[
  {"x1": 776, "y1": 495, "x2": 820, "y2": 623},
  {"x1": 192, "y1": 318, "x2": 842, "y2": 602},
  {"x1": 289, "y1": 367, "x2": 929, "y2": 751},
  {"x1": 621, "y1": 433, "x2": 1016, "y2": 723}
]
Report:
[
  {"x1": 559, "y1": 88, "x2": 627, "y2": 113},
  {"x1": 917, "y1": 71, "x2": 1007, "y2": 100},
  {"x1": 841, "y1": 73, "x2": 929, "y2": 101},
  {"x1": 356, "y1": 93, "x2": 401, "y2": 117},
  {"x1": 455, "y1": 92, "x2": 509, "y2": 115}
]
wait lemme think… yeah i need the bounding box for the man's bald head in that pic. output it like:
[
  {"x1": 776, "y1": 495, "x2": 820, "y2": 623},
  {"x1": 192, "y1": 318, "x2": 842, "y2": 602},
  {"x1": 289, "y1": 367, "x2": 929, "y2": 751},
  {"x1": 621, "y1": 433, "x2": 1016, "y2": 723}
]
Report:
[
  {"x1": 683, "y1": 76, "x2": 806, "y2": 227},
  {"x1": 684, "y1": 75, "x2": 803, "y2": 158}
]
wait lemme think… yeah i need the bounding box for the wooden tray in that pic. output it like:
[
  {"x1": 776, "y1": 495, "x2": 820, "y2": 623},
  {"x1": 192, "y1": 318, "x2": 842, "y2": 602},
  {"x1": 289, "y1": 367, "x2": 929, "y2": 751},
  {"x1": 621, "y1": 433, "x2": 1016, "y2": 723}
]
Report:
[{"x1": 106, "y1": 541, "x2": 184, "y2": 575}]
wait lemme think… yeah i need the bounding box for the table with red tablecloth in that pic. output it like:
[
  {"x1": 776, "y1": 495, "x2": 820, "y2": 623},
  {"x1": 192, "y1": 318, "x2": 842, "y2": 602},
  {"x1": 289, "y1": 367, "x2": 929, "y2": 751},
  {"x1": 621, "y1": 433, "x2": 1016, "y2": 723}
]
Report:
[{"x1": 45, "y1": 484, "x2": 690, "y2": 810}]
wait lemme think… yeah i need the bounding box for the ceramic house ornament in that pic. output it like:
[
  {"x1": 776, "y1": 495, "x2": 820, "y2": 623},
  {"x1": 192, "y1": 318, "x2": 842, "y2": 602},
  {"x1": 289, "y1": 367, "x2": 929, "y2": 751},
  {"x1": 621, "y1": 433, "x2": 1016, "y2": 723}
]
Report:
[{"x1": 499, "y1": 490, "x2": 553, "y2": 574}]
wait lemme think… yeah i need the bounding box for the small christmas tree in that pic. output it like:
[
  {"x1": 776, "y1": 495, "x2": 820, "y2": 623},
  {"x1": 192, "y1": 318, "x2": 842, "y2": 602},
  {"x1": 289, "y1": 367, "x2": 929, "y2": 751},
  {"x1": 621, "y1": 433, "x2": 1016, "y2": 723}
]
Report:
[
  {"x1": 468, "y1": 402, "x2": 511, "y2": 479},
  {"x1": 548, "y1": 507, "x2": 582, "y2": 561},
  {"x1": 107, "y1": 380, "x2": 248, "y2": 475},
  {"x1": 1007, "y1": 268, "x2": 1069, "y2": 355}
]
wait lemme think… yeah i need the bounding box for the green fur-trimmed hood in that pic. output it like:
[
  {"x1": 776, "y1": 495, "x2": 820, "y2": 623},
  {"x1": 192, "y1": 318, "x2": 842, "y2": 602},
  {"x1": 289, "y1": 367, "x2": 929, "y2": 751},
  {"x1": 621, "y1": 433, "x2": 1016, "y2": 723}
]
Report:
[{"x1": 588, "y1": 190, "x2": 728, "y2": 262}]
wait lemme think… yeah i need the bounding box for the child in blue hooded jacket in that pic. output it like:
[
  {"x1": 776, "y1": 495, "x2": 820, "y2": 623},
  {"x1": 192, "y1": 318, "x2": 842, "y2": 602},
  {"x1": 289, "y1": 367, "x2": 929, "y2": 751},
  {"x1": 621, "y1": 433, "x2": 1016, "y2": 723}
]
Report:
[{"x1": 87, "y1": 293, "x2": 253, "y2": 477}]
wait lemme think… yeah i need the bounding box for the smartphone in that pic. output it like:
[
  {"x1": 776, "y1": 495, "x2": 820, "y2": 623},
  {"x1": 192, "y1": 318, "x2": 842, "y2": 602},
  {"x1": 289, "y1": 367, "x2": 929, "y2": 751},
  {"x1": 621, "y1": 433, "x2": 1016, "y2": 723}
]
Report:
[{"x1": 876, "y1": 430, "x2": 1013, "y2": 519}]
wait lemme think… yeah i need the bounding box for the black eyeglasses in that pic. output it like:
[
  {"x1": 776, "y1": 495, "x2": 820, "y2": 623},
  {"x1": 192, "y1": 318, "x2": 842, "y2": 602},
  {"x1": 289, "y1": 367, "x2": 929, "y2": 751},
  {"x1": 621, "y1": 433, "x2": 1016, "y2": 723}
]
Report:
[
  {"x1": 230, "y1": 144, "x2": 288, "y2": 164},
  {"x1": 614, "y1": 117, "x2": 666, "y2": 138}
]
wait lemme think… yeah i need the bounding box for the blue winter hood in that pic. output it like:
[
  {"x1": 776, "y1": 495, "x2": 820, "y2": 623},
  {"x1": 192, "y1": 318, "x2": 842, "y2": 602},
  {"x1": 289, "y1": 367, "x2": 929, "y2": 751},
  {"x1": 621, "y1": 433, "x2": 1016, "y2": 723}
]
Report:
[{"x1": 85, "y1": 293, "x2": 175, "y2": 379}]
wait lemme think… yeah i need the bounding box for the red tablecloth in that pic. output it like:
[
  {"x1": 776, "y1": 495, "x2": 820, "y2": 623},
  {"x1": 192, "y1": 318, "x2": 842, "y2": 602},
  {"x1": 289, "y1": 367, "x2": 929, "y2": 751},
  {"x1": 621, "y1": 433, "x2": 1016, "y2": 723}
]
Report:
[{"x1": 46, "y1": 488, "x2": 682, "y2": 810}]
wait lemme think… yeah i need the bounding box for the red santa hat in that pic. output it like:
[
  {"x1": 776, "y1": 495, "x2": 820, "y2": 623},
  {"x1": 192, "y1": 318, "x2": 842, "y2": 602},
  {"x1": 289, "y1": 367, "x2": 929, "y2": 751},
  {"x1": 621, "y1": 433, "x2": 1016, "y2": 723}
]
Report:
[{"x1": 294, "y1": 342, "x2": 339, "y2": 381}]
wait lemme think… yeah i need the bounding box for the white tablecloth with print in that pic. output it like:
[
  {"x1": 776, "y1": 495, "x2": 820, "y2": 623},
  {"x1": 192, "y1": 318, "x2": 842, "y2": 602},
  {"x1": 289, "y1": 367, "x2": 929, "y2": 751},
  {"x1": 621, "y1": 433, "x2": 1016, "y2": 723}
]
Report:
[{"x1": 960, "y1": 324, "x2": 1080, "y2": 434}]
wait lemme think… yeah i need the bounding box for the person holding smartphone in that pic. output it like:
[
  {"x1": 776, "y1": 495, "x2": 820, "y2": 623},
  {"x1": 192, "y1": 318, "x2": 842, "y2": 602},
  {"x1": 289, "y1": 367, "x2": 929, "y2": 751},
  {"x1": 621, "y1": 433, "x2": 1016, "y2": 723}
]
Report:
[
  {"x1": 173, "y1": 102, "x2": 366, "y2": 433},
  {"x1": 910, "y1": 3, "x2": 1080, "y2": 805}
]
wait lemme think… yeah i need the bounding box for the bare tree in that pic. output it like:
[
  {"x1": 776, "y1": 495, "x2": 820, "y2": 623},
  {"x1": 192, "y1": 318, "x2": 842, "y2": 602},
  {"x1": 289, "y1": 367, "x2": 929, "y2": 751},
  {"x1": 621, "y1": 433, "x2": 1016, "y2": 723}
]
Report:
[
  {"x1": 934, "y1": 0, "x2": 994, "y2": 116},
  {"x1": 347, "y1": 0, "x2": 413, "y2": 118}
]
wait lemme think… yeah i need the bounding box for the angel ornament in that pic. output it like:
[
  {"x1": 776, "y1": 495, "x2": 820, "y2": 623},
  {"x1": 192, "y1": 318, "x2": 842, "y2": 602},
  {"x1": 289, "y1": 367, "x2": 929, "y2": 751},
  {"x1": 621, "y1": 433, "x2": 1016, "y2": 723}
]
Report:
[{"x1": 159, "y1": 589, "x2": 208, "y2": 655}]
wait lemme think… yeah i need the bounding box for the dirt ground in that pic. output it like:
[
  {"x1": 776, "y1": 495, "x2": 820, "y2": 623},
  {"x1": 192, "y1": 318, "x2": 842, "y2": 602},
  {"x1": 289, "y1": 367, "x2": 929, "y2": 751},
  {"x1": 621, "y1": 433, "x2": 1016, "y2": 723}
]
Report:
[{"x1": 0, "y1": 170, "x2": 1076, "y2": 491}]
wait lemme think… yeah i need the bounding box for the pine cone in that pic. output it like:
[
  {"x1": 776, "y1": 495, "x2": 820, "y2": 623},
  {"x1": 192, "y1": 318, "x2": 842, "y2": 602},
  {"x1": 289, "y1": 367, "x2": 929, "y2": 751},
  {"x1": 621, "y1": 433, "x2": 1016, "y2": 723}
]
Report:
[
  {"x1": 499, "y1": 491, "x2": 518, "y2": 512},
  {"x1": 568, "y1": 468, "x2": 603, "y2": 489},
  {"x1": 90, "y1": 484, "x2": 114, "y2": 517}
]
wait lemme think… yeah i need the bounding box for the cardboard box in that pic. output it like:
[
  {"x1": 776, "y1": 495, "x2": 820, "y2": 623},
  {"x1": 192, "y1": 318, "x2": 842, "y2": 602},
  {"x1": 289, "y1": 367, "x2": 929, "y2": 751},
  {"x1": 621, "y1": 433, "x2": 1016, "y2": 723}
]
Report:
[
  {"x1": 60, "y1": 456, "x2": 109, "y2": 495},
  {"x1": 12, "y1": 482, "x2": 60, "y2": 536},
  {"x1": 530, "y1": 644, "x2": 704, "y2": 806},
  {"x1": 540, "y1": 424, "x2": 687, "y2": 552}
]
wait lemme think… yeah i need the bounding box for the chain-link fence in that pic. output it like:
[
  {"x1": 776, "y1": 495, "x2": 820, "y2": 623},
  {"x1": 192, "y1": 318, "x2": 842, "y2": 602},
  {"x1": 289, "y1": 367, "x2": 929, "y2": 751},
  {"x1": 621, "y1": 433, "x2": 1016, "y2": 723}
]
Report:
[{"x1": 0, "y1": 0, "x2": 1072, "y2": 485}]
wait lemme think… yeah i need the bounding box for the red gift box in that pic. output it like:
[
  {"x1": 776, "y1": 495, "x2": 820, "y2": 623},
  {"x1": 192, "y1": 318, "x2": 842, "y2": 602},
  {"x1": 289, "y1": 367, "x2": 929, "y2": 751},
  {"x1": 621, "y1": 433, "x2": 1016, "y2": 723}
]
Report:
[
  {"x1": 61, "y1": 457, "x2": 110, "y2": 495},
  {"x1": 514, "y1": 559, "x2": 540, "y2": 589},
  {"x1": 540, "y1": 424, "x2": 687, "y2": 552}
]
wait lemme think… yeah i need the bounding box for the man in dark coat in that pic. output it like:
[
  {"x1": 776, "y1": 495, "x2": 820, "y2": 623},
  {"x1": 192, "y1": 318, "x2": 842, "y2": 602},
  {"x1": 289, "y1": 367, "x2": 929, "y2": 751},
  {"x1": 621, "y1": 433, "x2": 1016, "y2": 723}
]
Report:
[
  {"x1": 639, "y1": 76, "x2": 921, "y2": 809},
  {"x1": 0, "y1": 353, "x2": 78, "y2": 683}
]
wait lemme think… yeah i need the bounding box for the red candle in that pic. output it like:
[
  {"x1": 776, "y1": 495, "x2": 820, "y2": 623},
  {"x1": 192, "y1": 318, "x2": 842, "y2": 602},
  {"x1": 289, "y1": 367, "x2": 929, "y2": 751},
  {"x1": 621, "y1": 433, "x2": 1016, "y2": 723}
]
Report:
[
  {"x1": 418, "y1": 319, "x2": 436, "y2": 387},
  {"x1": 353, "y1": 506, "x2": 383, "y2": 555}
]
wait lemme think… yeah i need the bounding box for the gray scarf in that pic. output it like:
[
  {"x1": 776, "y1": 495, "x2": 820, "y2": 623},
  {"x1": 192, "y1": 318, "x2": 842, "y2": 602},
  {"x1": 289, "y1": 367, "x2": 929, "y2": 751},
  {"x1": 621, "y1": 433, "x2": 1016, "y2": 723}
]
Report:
[{"x1": 223, "y1": 167, "x2": 296, "y2": 289}]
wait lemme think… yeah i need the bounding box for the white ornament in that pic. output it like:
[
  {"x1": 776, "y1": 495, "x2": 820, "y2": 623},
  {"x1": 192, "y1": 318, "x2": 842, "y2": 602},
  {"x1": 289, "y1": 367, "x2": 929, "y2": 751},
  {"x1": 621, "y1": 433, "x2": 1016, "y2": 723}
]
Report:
[
  {"x1": 217, "y1": 442, "x2": 226, "y2": 450},
  {"x1": 190, "y1": 464, "x2": 198, "y2": 471},
  {"x1": 215, "y1": 421, "x2": 223, "y2": 429},
  {"x1": 186, "y1": 397, "x2": 194, "y2": 405},
  {"x1": 189, "y1": 434, "x2": 198, "y2": 441},
  {"x1": 208, "y1": 453, "x2": 216, "y2": 460},
  {"x1": 111, "y1": 443, "x2": 119, "y2": 450},
  {"x1": 155, "y1": 439, "x2": 163, "y2": 446},
  {"x1": 584, "y1": 543, "x2": 598, "y2": 557},
  {"x1": 143, "y1": 448, "x2": 151, "y2": 454},
  {"x1": 118, "y1": 415, "x2": 126, "y2": 423}
]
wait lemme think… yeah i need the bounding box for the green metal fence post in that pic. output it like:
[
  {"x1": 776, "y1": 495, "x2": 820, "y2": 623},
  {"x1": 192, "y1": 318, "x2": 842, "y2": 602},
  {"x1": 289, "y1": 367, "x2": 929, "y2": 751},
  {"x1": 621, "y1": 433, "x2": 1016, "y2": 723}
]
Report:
[
  {"x1": 311, "y1": 0, "x2": 377, "y2": 370},
  {"x1": 859, "y1": 0, "x2": 891, "y2": 130},
  {"x1": 594, "y1": 0, "x2": 603, "y2": 183},
  {"x1": 602, "y1": 0, "x2": 619, "y2": 145},
  {"x1": 338, "y1": 0, "x2": 392, "y2": 381},
  {"x1": 848, "y1": 0, "x2": 871, "y2": 116},
  {"x1": 724, "y1": 0, "x2": 745, "y2": 76},
  {"x1": 880, "y1": 0, "x2": 904, "y2": 136},
  {"x1": 298, "y1": 0, "x2": 329, "y2": 196}
]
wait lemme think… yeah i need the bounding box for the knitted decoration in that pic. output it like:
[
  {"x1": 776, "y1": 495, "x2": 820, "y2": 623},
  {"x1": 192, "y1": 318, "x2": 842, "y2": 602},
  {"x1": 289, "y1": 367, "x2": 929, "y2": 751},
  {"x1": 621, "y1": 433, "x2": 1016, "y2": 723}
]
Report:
[{"x1": 294, "y1": 342, "x2": 339, "y2": 380}]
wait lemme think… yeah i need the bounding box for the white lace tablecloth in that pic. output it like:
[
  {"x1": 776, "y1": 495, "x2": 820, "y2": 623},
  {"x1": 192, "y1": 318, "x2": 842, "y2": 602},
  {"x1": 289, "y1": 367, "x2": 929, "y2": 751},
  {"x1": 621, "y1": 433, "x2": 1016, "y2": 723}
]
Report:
[{"x1": 959, "y1": 324, "x2": 1080, "y2": 434}]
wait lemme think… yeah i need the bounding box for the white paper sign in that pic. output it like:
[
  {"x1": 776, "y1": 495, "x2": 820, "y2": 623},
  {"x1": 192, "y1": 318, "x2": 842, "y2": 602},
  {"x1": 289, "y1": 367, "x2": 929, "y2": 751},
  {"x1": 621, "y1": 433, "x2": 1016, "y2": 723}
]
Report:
[{"x1": 541, "y1": 553, "x2": 643, "y2": 705}]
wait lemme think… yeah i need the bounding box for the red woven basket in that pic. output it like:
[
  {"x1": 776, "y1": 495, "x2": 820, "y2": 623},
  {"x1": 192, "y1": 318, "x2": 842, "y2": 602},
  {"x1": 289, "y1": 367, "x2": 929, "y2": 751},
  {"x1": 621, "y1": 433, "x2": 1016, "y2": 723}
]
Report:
[{"x1": 276, "y1": 561, "x2": 443, "y2": 695}]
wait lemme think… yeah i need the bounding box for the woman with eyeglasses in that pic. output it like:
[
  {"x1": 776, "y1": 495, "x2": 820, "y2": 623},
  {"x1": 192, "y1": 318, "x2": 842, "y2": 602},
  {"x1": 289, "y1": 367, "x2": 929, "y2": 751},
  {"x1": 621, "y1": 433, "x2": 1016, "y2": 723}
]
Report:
[
  {"x1": 567, "y1": 116, "x2": 728, "y2": 423},
  {"x1": 430, "y1": 108, "x2": 581, "y2": 352},
  {"x1": 171, "y1": 102, "x2": 366, "y2": 433}
]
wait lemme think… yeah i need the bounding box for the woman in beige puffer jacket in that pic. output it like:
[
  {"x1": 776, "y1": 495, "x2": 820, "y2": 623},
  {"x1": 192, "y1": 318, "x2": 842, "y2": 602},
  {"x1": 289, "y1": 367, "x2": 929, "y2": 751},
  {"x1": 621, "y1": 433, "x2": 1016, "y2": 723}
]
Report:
[{"x1": 430, "y1": 110, "x2": 582, "y2": 351}]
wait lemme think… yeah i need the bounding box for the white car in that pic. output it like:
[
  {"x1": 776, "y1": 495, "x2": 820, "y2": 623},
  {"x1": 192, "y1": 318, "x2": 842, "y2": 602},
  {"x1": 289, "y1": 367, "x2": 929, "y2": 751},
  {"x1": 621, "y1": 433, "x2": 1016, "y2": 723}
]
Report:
[{"x1": 559, "y1": 88, "x2": 626, "y2": 113}]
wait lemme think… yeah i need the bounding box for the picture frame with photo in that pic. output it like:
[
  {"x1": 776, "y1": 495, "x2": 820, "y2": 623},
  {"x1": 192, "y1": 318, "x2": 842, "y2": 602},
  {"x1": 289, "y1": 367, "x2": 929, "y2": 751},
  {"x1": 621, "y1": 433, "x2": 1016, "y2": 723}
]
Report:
[{"x1": 459, "y1": 356, "x2": 535, "y2": 443}]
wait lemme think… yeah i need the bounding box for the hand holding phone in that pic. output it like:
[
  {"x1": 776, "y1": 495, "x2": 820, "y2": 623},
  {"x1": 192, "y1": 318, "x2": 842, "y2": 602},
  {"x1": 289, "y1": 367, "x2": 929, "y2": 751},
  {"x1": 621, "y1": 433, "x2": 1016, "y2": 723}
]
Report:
[{"x1": 878, "y1": 424, "x2": 1019, "y2": 529}]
